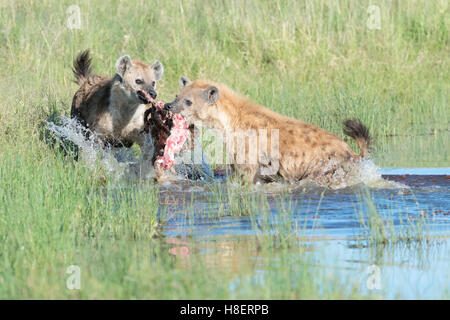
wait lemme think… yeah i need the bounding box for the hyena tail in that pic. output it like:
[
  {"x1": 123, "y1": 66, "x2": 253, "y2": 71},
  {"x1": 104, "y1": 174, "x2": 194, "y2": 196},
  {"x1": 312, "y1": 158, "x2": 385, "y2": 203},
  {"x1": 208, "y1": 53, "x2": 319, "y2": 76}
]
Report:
[
  {"x1": 72, "y1": 50, "x2": 92, "y2": 85},
  {"x1": 343, "y1": 118, "x2": 371, "y2": 158}
]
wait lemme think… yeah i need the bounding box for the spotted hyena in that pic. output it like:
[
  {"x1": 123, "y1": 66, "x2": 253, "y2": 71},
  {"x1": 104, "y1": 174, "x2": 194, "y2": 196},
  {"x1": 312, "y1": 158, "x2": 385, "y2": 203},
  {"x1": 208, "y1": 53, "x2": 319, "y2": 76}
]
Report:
[
  {"x1": 164, "y1": 77, "x2": 371, "y2": 186},
  {"x1": 70, "y1": 50, "x2": 164, "y2": 163}
]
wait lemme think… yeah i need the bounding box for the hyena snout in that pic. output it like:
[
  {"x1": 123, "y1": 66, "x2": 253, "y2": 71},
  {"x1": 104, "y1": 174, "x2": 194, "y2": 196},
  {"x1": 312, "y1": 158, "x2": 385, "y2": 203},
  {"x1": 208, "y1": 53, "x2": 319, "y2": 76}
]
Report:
[
  {"x1": 146, "y1": 85, "x2": 157, "y2": 99},
  {"x1": 137, "y1": 85, "x2": 157, "y2": 104},
  {"x1": 163, "y1": 100, "x2": 177, "y2": 111},
  {"x1": 163, "y1": 101, "x2": 185, "y2": 114}
]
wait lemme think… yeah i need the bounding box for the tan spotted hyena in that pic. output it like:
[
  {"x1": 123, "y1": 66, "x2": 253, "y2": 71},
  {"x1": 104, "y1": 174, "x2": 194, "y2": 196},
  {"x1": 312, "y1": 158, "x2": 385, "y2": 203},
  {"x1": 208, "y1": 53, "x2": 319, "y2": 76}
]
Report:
[
  {"x1": 70, "y1": 50, "x2": 164, "y2": 163},
  {"x1": 164, "y1": 77, "x2": 371, "y2": 186}
]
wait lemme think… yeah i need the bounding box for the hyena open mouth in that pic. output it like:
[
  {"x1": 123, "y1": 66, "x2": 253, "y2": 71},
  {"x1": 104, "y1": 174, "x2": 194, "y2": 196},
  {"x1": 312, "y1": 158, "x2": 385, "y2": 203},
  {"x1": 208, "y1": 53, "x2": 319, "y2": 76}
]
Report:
[{"x1": 137, "y1": 89, "x2": 154, "y2": 104}]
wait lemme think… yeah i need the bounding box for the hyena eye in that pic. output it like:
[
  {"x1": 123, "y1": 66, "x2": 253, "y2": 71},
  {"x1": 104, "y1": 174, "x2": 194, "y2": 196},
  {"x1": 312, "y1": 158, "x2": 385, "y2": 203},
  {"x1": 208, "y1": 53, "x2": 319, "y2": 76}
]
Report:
[
  {"x1": 151, "y1": 81, "x2": 156, "y2": 87},
  {"x1": 185, "y1": 99, "x2": 192, "y2": 107},
  {"x1": 135, "y1": 79, "x2": 144, "y2": 85}
]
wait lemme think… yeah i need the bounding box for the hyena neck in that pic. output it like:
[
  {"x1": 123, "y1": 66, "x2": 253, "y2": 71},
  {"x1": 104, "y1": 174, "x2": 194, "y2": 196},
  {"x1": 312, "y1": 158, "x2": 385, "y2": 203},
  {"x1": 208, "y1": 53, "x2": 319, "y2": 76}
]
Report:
[
  {"x1": 217, "y1": 97, "x2": 258, "y2": 133},
  {"x1": 109, "y1": 76, "x2": 141, "y2": 127},
  {"x1": 213, "y1": 99, "x2": 238, "y2": 132}
]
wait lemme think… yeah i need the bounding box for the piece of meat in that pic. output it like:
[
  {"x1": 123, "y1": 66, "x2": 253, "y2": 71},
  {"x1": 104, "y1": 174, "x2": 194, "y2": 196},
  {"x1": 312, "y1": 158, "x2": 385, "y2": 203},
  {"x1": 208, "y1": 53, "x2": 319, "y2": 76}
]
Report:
[
  {"x1": 144, "y1": 99, "x2": 190, "y2": 170},
  {"x1": 154, "y1": 113, "x2": 190, "y2": 170}
]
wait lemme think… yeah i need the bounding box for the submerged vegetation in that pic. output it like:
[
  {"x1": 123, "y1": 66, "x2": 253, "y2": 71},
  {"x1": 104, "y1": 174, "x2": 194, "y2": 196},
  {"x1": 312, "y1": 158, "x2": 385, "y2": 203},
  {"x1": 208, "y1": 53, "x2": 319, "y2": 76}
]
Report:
[{"x1": 0, "y1": 0, "x2": 448, "y2": 299}]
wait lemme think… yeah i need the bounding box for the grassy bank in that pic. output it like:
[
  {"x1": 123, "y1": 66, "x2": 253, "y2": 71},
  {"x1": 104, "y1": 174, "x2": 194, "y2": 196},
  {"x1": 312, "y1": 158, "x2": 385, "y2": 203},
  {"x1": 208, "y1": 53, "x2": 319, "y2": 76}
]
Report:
[
  {"x1": 0, "y1": 0, "x2": 448, "y2": 299},
  {"x1": 1, "y1": 0, "x2": 448, "y2": 142}
]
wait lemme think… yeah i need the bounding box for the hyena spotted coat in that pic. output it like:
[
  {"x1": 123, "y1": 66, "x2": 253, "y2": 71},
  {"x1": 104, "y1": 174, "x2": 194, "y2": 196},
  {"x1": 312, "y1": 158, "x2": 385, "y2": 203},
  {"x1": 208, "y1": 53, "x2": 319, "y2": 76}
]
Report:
[{"x1": 164, "y1": 77, "x2": 371, "y2": 186}]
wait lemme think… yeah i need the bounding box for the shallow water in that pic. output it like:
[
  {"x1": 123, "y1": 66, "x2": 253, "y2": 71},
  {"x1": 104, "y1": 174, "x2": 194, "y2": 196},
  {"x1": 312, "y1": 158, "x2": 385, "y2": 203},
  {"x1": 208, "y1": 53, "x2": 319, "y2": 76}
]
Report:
[
  {"x1": 47, "y1": 118, "x2": 450, "y2": 299},
  {"x1": 160, "y1": 170, "x2": 449, "y2": 299},
  {"x1": 162, "y1": 171, "x2": 449, "y2": 239}
]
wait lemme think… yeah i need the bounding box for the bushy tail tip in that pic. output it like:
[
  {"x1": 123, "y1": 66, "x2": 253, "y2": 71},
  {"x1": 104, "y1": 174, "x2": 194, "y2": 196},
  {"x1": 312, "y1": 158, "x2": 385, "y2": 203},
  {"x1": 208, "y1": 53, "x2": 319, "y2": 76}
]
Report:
[
  {"x1": 343, "y1": 118, "x2": 371, "y2": 158},
  {"x1": 72, "y1": 50, "x2": 92, "y2": 85}
]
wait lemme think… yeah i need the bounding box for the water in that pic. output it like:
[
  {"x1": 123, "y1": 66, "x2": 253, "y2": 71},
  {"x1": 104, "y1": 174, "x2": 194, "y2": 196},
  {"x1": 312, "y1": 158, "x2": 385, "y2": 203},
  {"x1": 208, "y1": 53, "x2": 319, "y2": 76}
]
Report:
[
  {"x1": 160, "y1": 172, "x2": 449, "y2": 299},
  {"x1": 47, "y1": 117, "x2": 450, "y2": 299}
]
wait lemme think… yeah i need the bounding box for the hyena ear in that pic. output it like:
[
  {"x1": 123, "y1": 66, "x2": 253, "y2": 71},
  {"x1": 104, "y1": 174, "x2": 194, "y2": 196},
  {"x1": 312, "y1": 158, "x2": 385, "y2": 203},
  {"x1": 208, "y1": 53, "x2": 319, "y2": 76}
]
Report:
[
  {"x1": 115, "y1": 55, "x2": 132, "y2": 77},
  {"x1": 151, "y1": 61, "x2": 164, "y2": 81},
  {"x1": 179, "y1": 76, "x2": 191, "y2": 88},
  {"x1": 203, "y1": 86, "x2": 220, "y2": 105}
]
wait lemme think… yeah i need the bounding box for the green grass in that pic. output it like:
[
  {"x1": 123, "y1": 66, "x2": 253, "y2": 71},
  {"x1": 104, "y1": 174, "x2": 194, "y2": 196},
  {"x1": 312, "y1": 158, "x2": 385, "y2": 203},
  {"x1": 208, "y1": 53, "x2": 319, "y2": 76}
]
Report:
[
  {"x1": 0, "y1": 0, "x2": 448, "y2": 299},
  {"x1": 1, "y1": 1, "x2": 448, "y2": 142}
]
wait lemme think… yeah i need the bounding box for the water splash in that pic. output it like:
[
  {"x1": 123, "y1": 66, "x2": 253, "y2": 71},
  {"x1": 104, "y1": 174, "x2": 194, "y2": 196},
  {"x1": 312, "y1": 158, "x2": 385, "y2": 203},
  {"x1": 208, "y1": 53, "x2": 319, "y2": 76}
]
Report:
[
  {"x1": 315, "y1": 158, "x2": 408, "y2": 190},
  {"x1": 46, "y1": 116, "x2": 153, "y2": 180},
  {"x1": 356, "y1": 159, "x2": 407, "y2": 189},
  {"x1": 46, "y1": 116, "x2": 212, "y2": 182}
]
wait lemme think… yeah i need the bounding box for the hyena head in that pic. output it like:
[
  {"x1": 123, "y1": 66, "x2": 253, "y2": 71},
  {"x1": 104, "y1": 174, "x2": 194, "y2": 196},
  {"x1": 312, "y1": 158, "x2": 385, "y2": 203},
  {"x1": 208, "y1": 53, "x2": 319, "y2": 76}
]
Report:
[
  {"x1": 164, "y1": 76, "x2": 221, "y2": 125},
  {"x1": 114, "y1": 55, "x2": 164, "y2": 104}
]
